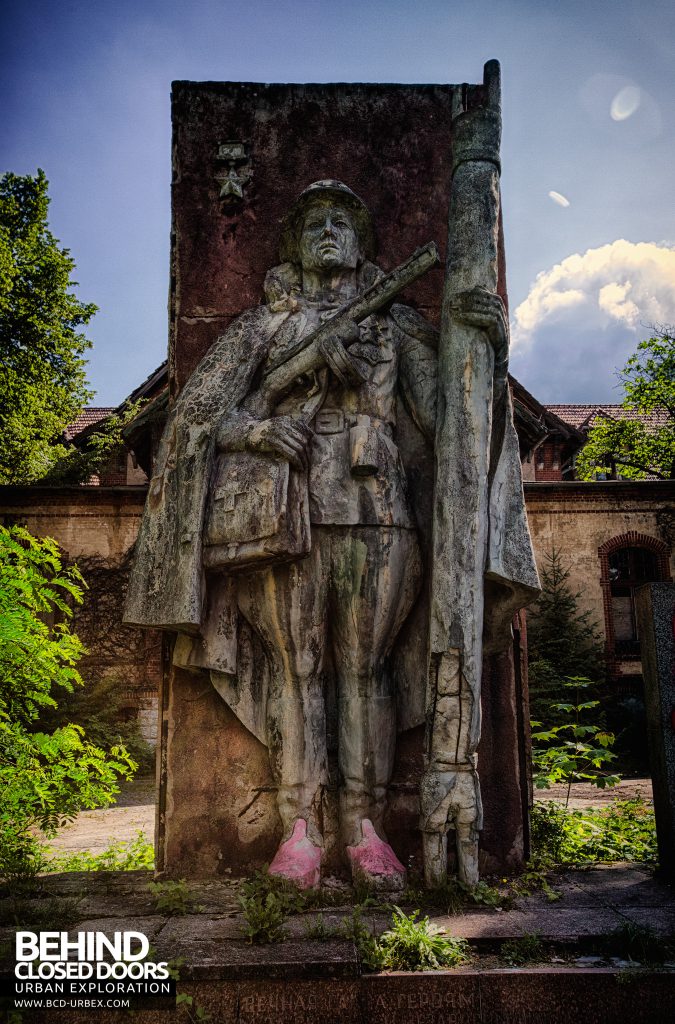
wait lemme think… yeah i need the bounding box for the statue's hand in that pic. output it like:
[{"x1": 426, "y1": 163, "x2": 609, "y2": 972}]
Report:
[
  {"x1": 318, "y1": 318, "x2": 367, "y2": 386},
  {"x1": 450, "y1": 287, "x2": 508, "y2": 354},
  {"x1": 248, "y1": 416, "x2": 313, "y2": 471},
  {"x1": 323, "y1": 317, "x2": 361, "y2": 347}
]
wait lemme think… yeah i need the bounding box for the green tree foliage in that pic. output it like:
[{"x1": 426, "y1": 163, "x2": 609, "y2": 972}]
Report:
[
  {"x1": 527, "y1": 548, "x2": 605, "y2": 724},
  {"x1": 0, "y1": 526, "x2": 135, "y2": 882},
  {"x1": 0, "y1": 169, "x2": 96, "y2": 483},
  {"x1": 576, "y1": 333, "x2": 675, "y2": 480}
]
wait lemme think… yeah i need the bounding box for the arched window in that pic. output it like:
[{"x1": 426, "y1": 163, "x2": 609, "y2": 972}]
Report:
[
  {"x1": 608, "y1": 547, "x2": 659, "y2": 657},
  {"x1": 599, "y1": 533, "x2": 671, "y2": 674}
]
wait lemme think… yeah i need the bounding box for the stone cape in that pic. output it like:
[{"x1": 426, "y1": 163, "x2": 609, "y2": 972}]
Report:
[{"x1": 123, "y1": 287, "x2": 538, "y2": 746}]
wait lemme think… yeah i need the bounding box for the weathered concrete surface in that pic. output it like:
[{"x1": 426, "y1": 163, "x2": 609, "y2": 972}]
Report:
[
  {"x1": 2, "y1": 865, "x2": 674, "y2": 1022},
  {"x1": 159, "y1": 669, "x2": 281, "y2": 875},
  {"x1": 2, "y1": 863, "x2": 673, "y2": 955}
]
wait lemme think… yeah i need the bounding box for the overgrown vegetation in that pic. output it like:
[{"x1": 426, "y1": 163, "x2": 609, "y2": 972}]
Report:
[
  {"x1": 238, "y1": 869, "x2": 306, "y2": 943},
  {"x1": 399, "y1": 874, "x2": 511, "y2": 915},
  {"x1": 575, "y1": 332, "x2": 675, "y2": 481},
  {"x1": 237, "y1": 869, "x2": 478, "y2": 970},
  {"x1": 45, "y1": 830, "x2": 154, "y2": 872},
  {"x1": 36, "y1": 672, "x2": 154, "y2": 773},
  {"x1": 531, "y1": 799, "x2": 657, "y2": 866},
  {"x1": 0, "y1": 526, "x2": 136, "y2": 886},
  {"x1": 0, "y1": 169, "x2": 142, "y2": 485},
  {"x1": 39, "y1": 401, "x2": 144, "y2": 486},
  {"x1": 598, "y1": 921, "x2": 675, "y2": 966}
]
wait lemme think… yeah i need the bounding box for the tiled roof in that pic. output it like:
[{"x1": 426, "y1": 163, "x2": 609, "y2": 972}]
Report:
[
  {"x1": 546, "y1": 404, "x2": 669, "y2": 431},
  {"x1": 64, "y1": 408, "x2": 115, "y2": 441}
]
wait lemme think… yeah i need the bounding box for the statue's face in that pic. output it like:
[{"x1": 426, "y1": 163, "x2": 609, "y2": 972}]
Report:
[{"x1": 298, "y1": 202, "x2": 361, "y2": 273}]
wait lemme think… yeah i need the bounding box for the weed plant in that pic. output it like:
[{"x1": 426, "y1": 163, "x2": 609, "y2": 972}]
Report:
[
  {"x1": 371, "y1": 907, "x2": 470, "y2": 971},
  {"x1": 238, "y1": 869, "x2": 306, "y2": 943},
  {"x1": 302, "y1": 913, "x2": 342, "y2": 941},
  {"x1": 240, "y1": 889, "x2": 288, "y2": 943},
  {"x1": 500, "y1": 933, "x2": 544, "y2": 966},
  {"x1": 147, "y1": 879, "x2": 192, "y2": 915},
  {"x1": 531, "y1": 678, "x2": 620, "y2": 800},
  {"x1": 340, "y1": 905, "x2": 382, "y2": 969}
]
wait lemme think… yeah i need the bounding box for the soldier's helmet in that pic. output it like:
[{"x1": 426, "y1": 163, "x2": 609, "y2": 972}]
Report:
[{"x1": 279, "y1": 180, "x2": 376, "y2": 263}]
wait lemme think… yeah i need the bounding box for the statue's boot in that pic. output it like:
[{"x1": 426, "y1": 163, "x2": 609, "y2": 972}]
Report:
[
  {"x1": 268, "y1": 818, "x2": 321, "y2": 890},
  {"x1": 346, "y1": 819, "x2": 406, "y2": 891}
]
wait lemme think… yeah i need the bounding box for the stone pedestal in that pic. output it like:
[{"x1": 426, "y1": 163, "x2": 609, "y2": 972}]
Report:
[
  {"x1": 635, "y1": 582, "x2": 675, "y2": 877},
  {"x1": 155, "y1": 79, "x2": 528, "y2": 879}
]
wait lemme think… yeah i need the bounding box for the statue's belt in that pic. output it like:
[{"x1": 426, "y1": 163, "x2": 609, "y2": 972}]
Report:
[{"x1": 312, "y1": 409, "x2": 392, "y2": 436}]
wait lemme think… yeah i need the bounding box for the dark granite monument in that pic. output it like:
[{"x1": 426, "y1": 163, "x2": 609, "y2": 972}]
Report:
[
  {"x1": 635, "y1": 582, "x2": 675, "y2": 878},
  {"x1": 124, "y1": 62, "x2": 540, "y2": 886}
]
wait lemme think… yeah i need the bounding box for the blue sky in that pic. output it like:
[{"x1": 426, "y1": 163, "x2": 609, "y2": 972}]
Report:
[{"x1": 3, "y1": 0, "x2": 675, "y2": 404}]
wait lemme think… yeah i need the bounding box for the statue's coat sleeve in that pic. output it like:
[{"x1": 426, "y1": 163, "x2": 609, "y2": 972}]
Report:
[{"x1": 123, "y1": 306, "x2": 290, "y2": 633}]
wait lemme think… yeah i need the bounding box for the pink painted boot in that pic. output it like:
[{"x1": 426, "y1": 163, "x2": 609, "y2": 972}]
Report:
[
  {"x1": 268, "y1": 819, "x2": 321, "y2": 890},
  {"x1": 346, "y1": 819, "x2": 406, "y2": 891}
]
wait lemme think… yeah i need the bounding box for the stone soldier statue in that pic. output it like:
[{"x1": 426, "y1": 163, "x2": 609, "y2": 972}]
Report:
[{"x1": 125, "y1": 178, "x2": 537, "y2": 890}]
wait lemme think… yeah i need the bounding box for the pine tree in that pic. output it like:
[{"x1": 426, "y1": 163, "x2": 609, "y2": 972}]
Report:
[{"x1": 527, "y1": 548, "x2": 605, "y2": 725}]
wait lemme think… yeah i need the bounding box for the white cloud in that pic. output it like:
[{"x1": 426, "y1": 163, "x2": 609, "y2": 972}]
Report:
[
  {"x1": 597, "y1": 281, "x2": 639, "y2": 325},
  {"x1": 510, "y1": 241, "x2": 675, "y2": 402},
  {"x1": 513, "y1": 241, "x2": 675, "y2": 351}
]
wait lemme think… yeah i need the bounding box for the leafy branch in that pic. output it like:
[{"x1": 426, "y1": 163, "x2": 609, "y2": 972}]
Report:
[{"x1": 531, "y1": 677, "x2": 620, "y2": 806}]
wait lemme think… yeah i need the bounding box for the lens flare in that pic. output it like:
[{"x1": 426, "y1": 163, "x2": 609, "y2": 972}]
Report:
[{"x1": 610, "y1": 86, "x2": 641, "y2": 121}]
